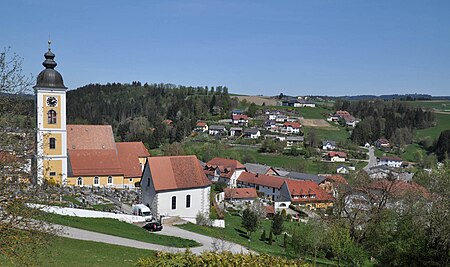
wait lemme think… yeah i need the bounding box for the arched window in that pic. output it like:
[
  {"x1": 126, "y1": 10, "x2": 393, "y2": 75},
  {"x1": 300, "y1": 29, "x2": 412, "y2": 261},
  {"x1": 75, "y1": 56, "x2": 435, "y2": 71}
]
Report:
[
  {"x1": 49, "y1": 137, "x2": 56, "y2": 149},
  {"x1": 47, "y1": 110, "x2": 57, "y2": 124},
  {"x1": 186, "y1": 195, "x2": 191, "y2": 208},
  {"x1": 94, "y1": 176, "x2": 99, "y2": 185},
  {"x1": 171, "y1": 196, "x2": 176, "y2": 210},
  {"x1": 77, "y1": 177, "x2": 83, "y2": 186},
  {"x1": 107, "y1": 176, "x2": 113, "y2": 184}
]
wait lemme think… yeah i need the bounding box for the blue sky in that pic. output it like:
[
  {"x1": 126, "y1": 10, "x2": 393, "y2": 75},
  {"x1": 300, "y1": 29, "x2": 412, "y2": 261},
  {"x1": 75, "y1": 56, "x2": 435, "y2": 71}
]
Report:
[{"x1": 1, "y1": 1, "x2": 449, "y2": 96}]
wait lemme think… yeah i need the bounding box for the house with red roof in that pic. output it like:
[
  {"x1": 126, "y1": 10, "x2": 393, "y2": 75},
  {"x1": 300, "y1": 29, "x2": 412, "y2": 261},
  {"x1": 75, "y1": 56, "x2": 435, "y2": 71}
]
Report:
[
  {"x1": 194, "y1": 122, "x2": 208, "y2": 132},
  {"x1": 237, "y1": 172, "x2": 286, "y2": 201},
  {"x1": 204, "y1": 157, "x2": 247, "y2": 188},
  {"x1": 281, "y1": 122, "x2": 301, "y2": 134},
  {"x1": 283, "y1": 179, "x2": 334, "y2": 209},
  {"x1": 223, "y1": 187, "x2": 258, "y2": 204},
  {"x1": 326, "y1": 151, "x2": 347, "y2": 162},
  {"x1": 231, "y1": 114, "x2": 249, "y2": 126},
  {"x1": 141, "y1": 155, "x2": 211, "y2": 221}
]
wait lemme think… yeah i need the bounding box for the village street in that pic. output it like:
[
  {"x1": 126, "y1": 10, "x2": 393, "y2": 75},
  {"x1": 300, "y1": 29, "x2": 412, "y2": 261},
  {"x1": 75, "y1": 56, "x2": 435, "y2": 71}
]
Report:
[{"x1": 363, "y1": 146, "x2": 376, "y2": 172}]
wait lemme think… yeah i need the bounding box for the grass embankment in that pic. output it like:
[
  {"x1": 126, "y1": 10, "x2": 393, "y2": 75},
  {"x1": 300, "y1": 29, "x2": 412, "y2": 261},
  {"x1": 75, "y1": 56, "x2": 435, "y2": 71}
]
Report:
[
  {"x1": 415, "y1": 113, "x2": 450, "y2": 140},
  {"x1": 0, "y1": 237, "x2": 155, "y2": 267},
  {"x1": 43, "y1": 213, "x2": 201, "y2": 248},
  {"x1": 178, "y1": 212, "x2": 335, "y2": 265}
]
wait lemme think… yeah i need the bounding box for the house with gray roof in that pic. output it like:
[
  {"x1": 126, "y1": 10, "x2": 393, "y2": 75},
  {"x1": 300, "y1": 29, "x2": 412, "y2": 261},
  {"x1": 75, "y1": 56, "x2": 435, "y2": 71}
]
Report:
[
  {"x1": 244, "y1": 163, "x2": 279, "y2": 176},
  {"x1": 285, "y1": 172, "x2": 326, "y2": 184},
  {"x1": 322, "y1": 140, "x2": 336, "y2": 150}
]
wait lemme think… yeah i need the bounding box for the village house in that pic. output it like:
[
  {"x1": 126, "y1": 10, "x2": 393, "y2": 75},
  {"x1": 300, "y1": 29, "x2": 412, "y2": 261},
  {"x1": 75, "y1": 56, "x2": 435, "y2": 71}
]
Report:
[
  {"x1": 204, "y1": 157, "x2": 246, "y2": 188},
  {"x1": 223, "y1": 187, "x2": 258, "y2": 205},
  {"x1": 285, "y1": 172, "x2": 326, "y2": 184},
  {"x1": 326, "y1": 151, "x2": 347, "y2": 162},
  {"x1": 283, "y1": 179, "x2": 334, "y2": 210},
  {"x1": 281, "y1": 122, "x2": 301, "y2": 134},
  {"x1": 141, "y1": 155, "x2": 211, "y2": 221},
  {"x1": 264, "y1": 120, "x2": 277, "y2": 131},
  {"x1": 243, "y1": 128, "x2": 261, "y2": 139},
  {"x1": 378, "y1": 156, "x2": 403, "y2": 168},
  {"x1": 367, "y1": 165, "x2": 414, "y2": 181},
  {"x1": 229, "y1": 127, "x2": 243, "y2": 137},
  {"x1": 375, "y1": 138, "x2": 390, "y2": 149},
  {"x1": 232, "y1": 109, "x2": 243, "y2": 116},
  {"x1": 281, "y1": 99, "x2": 316, "y2": 108},
  {"x1": 318, "y1": 174, "x2": 348, "y2": 197},
  {"x1": 194, "y1": 122, "x2": 208, "y2": 132},
  {"x1": 208, "y1": 125, "x2": 226, "y2": 136},
  {"x1": 275, "y1": 115, "x2": 289, "y2": 123},
  {"x1": 336, "y1": 165, "x2": 350, "y2": 174},
  {"x1": 237, "y1": 172, "x2": 286, "y2": 201},
  {"x1": 231, "y1": 114, "x2": 249, "y2": 126},
  {"x1": 322, "y1": 140, "x2": 336, "y2": 150}
]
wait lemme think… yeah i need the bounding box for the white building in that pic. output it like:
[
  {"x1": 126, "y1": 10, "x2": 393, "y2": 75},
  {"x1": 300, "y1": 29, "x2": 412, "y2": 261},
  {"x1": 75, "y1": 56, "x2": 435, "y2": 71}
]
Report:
[
  {"x1": 377, "y1": 157, "x2": 403, "y2": 168},
  {"x1": 243, "y1": 128, "x2": 261, "y2": 139},
  {"x1": 208, "y1": 125, "x2": 226, "y2": 136},
  {"x1": 204, "y1": 157, "x2": 247, "y2": 188},
  {"x1": 141, "y1": 156, "x2": 211, "y2": 221},
  {"x1": 322, "y1": 140, "x2": 336, "y2": 150},
  {"x1": 281, "y1": 122, "x2": 301, "y2": 134},
  {"x1": 229, "y1": 127, "x2": 243, "y2": 137}
]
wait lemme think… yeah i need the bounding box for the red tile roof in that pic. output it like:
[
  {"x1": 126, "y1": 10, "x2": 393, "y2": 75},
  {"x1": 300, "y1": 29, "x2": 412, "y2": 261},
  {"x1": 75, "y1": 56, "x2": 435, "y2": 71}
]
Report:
[
  {"x1": 264, "y1": 205, "x2": 275, "y2": 215},
  {"x1": 67, "y1": 124, "x2": 116, "y2": 150},
  {"x1": 327, "y1": 151, "x2": 347, "y2": 158},
  {"x1": 147, "y1": 156, "x2": 211, "y2": 191},
  {"x1": 224, "y1": 188, "x2": 258, "y2": 199},
  {"x1": 196, "y1": 122, "x2": 206, "y2": 127},
  {"x1": 206, "y1": 158, "x2": 246, "y2": 169},
  {"x1": 232, "y1": 114, "x2": 248, "y2": 120},
  {"x1": 116, "y1": 142, "x2": 150, "y2": 178},
  {"x1": 285, "y1": 179, "x2": 333, "y2": 203},
  {"x1": 369, "y1": 179, "x2": 429, "y2": 198},
  {"x1": 237, "y1": 172, "x2": 286, "y2": 189},
  {"x1": 283, "y1": 122, "x2": 301, "y2": 128},
  {"x1": 324, "y1": 175, "x2": 348, "y2": 184},
  {"x1": 68, "y1": 149, "x2": 123, "y2": 176}
]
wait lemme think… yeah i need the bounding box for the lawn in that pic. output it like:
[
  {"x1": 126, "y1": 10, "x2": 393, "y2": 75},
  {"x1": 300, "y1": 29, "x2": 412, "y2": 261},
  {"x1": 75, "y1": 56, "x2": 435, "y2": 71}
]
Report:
[
  {"x1": 0, "y1": 236, "x2": 155, "y2": 267},
  {"x1": 178, "y1": 212, "x2": 336, "y2": 265},
  {"x1": 407, "y1": 100, "x2": 450, "y2": 112},
  {"x1": 43, "y1": 213, "x2": 200, "y2": 248},
  {"x1": 415, "y1": 113, "x2": 450, "y2": 140},
  {"x1": 302, "y1": 126, "x2": 350, "y2": 143}
]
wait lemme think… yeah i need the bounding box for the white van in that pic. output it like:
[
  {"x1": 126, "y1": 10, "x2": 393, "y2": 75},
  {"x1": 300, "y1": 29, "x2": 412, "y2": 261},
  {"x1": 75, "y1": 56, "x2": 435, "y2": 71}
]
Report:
[{"x1": 132, "y1": 204, "x2": 152, "y2": 222}]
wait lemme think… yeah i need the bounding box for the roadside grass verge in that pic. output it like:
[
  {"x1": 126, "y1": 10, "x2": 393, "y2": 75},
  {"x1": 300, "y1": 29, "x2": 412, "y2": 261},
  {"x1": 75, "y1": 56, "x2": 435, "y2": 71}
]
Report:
[{"x1": 42, "y1": 213, "x2": 201, "y2": 248}]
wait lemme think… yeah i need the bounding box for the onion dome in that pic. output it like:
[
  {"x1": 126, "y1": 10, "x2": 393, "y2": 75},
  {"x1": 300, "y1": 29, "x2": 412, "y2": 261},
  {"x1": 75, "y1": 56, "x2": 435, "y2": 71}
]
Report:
[{"x1": 34, "y1": 41, "x2": 67, "y2": 89}]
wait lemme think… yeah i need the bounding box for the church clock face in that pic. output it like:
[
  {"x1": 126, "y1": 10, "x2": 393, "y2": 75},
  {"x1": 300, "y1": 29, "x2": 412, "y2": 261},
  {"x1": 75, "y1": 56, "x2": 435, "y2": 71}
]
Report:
[{"x1": 46, "y1": 96, "x2": 58, "y2": 107}]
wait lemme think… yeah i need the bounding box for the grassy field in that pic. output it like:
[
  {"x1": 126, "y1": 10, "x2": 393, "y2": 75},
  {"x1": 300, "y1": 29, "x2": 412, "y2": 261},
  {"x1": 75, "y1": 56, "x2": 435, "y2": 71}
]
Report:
[
  {"x1": 415, "y1": 113, "x2": 450, "y2": 140},
  {"x1": 0, "y1": 237, "x2": 155, "y2": 267},
  {"x1": 178, "y1": 212, "x2": 335, "y2": 265},
  {"x1": 302, "y1": 126, "x2": 350, "y2": 143},
  {"x1": 43, "y1": 213, "x2": 200, "y2": 248},
  {"x1": 407, "y1": 100, "x2": 450, "y2": 112}
]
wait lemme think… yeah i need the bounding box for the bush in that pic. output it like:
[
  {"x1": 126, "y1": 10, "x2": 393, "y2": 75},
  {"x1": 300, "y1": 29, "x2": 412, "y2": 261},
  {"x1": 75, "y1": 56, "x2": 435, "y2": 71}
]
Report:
[
  {"x1": 260, "y1": 229, "x2": 266, "y2": 241},
  {"x1": 137, "y1": 251, "x2": 311, "y2": 266},
  {"x1": 196, "y1": 212, "x2": 212, "y2": 227}
]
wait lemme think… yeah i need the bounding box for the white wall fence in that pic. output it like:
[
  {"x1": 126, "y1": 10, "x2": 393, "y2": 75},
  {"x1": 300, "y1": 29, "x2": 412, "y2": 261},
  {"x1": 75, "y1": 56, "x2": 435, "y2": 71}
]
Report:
[{"x1": 29, "y1": 204, "x2": 146, "y2": 223}]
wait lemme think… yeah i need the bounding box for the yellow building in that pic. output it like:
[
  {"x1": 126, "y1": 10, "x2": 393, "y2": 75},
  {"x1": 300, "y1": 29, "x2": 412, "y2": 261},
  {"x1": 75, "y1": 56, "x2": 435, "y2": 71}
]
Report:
[{"x1": 34, "y1": 45, "x2": 150, "y2": 188}]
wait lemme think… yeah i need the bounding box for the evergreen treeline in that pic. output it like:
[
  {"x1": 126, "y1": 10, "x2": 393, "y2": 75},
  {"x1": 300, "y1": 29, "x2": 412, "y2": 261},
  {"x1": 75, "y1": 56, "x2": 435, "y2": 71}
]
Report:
[
  {"x1": 334, "y1": 100, "x2": 435, "y2": 145},
  {"x1": 67, "y1": 82, "x2": 234, "y2": 148}
]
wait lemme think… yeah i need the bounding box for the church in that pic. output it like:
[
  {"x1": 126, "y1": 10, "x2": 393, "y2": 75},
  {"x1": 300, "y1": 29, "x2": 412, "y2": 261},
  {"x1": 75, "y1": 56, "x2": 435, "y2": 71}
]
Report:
[{"x1": 34, "y1": 44, "x2": 149, "y2": 188}]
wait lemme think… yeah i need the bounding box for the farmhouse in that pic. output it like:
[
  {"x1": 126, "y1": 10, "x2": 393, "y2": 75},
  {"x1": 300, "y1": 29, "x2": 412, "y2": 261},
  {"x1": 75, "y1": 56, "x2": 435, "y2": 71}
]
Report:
[
  {"x1": 141, "y1": 155, "x2": 211, "y2": 221},
  {"x1": 286, "y1": 136, "x2": 304, "y2": 148},
  {"x1": 284, "y1": 179, "x2": 334, "y2": 209},
  {"x1": 223, "y1": 187, "x2": 258, "y2": 204},
  {"x1": 237, "y1": 172, "x2": 286, "y2": 201},
  {"x1": 244, "y1": 163, "x2": 279, "y2": 176},
  {"x1": 229, "y1": 127, "x2": 243, "y2": 137},
  {"x1": 378, "y1": 156, "x2": 403, "y2": 168},
  {"x1": 375, "y1": 138, "x2": 390, "y2": 148},
  {"x1": 231, "y1": 114, "x2": 249, "y2": 126}
]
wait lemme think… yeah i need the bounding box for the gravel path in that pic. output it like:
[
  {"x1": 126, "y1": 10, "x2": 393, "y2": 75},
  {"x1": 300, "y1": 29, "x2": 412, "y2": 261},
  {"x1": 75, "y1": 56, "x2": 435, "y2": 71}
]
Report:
[{"x1": 363, "y1": 147, "x2": 376, "y2": 172}]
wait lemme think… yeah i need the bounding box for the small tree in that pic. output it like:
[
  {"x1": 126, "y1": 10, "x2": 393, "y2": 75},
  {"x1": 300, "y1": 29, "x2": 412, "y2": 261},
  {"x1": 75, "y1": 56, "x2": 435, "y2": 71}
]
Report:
[
  {"x1": 268, "y1": 230, "x2": 273, "y2": 245},
  {"x1": 271, "y1": 212, "x2": 284, "y2": 240},
  {"x1": 241, "y1": 208, "x2": 259, "y2": 239},
  {"x1": 260, "y1": 229, "x2": 267, "y2": 241},
  {"x1": 283, "y1": 233, "x2": 288, "y2": 248}
]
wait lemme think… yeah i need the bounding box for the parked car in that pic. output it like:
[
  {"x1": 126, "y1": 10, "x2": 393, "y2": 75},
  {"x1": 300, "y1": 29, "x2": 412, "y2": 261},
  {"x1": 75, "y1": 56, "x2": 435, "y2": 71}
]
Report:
[{"x1": 143, "y1": 221, "x2": 163, "y2": 232}]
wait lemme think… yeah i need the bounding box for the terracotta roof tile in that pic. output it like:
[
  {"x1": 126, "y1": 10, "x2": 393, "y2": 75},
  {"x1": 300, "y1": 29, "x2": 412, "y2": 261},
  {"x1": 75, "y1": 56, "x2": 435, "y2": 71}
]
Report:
[
  {"x1": 116, "y1": 142, "x2": 150, "y2": 178},
  {"x1": 232, "y1": 114, "x2": 248, "y2": 120},
  {"x1": 237, "y1": 172, "x2": 286, "y2": 189},
  {"x1": 148, "y1": 156, "x2": 211, "y2": 191},
  {"x1": 206, "y1": 157, "x2": 246, "y2": 169},
  {"x1": 323, "y1": 174, "x2": 348, "y2": 184},
  {"x1": 285, "y1": 179, "x2": 333, "y2": 203},
  {"x1": 283, "y1": 122, "x2": 301, "y2": 128},
  {"x1": 68, "y1": 149, "x2": 122, "y2": 176},
  {"x1": 369, "y1": 179, "x2": 429, "y2": 198},
  {"x1": 224, "y1": 188, "x2": 258, "y2": 199},
  {"x1": 327, "y1": 151, "x2": 347, "y2": 158},
  {"x1": 67, "y1": 124, "x2": 116, "y2": 150},
  {"x1": 196, "y1": 122, "x2": 206, "y2": 127}
]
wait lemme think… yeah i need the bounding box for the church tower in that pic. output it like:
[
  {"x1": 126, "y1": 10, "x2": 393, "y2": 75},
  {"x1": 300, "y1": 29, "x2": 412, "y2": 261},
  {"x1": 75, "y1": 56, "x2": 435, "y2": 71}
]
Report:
[{"x1": 34, "y1": 42, "x2": 68, "y2": 185}]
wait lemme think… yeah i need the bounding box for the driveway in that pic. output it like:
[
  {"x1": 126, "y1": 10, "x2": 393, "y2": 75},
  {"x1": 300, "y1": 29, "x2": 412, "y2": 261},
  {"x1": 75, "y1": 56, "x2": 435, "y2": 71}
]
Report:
[
  {"x1": 155, "y1": 225, "x2": 250, "y2": 254},
  {"x1": 363, "y1": 147, "x2": 376, "y2": 172},
  {"x1": 57, "y1": 224, "x2": 249, "y2": 255}
]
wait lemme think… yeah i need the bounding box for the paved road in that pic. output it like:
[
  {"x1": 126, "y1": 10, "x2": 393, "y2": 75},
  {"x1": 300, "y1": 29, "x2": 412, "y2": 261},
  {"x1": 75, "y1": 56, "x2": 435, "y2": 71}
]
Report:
[
  {"x1": 363, "y1": 147, "x2": 376, "y2": 172},
  {"x1": 57, "y1": 224, "x2": 249, "y2": 255}
]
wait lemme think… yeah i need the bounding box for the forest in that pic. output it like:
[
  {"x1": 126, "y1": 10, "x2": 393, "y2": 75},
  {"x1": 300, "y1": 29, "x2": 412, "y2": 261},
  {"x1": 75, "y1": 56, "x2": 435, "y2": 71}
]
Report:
[
  {"x1": 333, "y1": 99, "x2": 436, "y2": 146},
  {"x1": 67, "y1": 82, "x2": 236, "y2": 148}
]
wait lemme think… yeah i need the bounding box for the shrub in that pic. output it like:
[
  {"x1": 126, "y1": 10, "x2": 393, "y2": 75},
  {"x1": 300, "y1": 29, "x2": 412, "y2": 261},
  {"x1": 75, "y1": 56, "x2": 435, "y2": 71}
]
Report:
[{"x1": 196, "y1": 212, "x2": 212, "y2": 227}]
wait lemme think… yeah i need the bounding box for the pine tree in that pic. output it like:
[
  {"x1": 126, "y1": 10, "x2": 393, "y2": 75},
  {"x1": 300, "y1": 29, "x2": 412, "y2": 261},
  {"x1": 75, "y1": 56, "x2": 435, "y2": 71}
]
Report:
[
  {"x1": 268, "y1": 230, "x2": 273, "y2": 245},
  {"x1": 260, "y1": 229, "x2": 266, "y2": 241}
]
